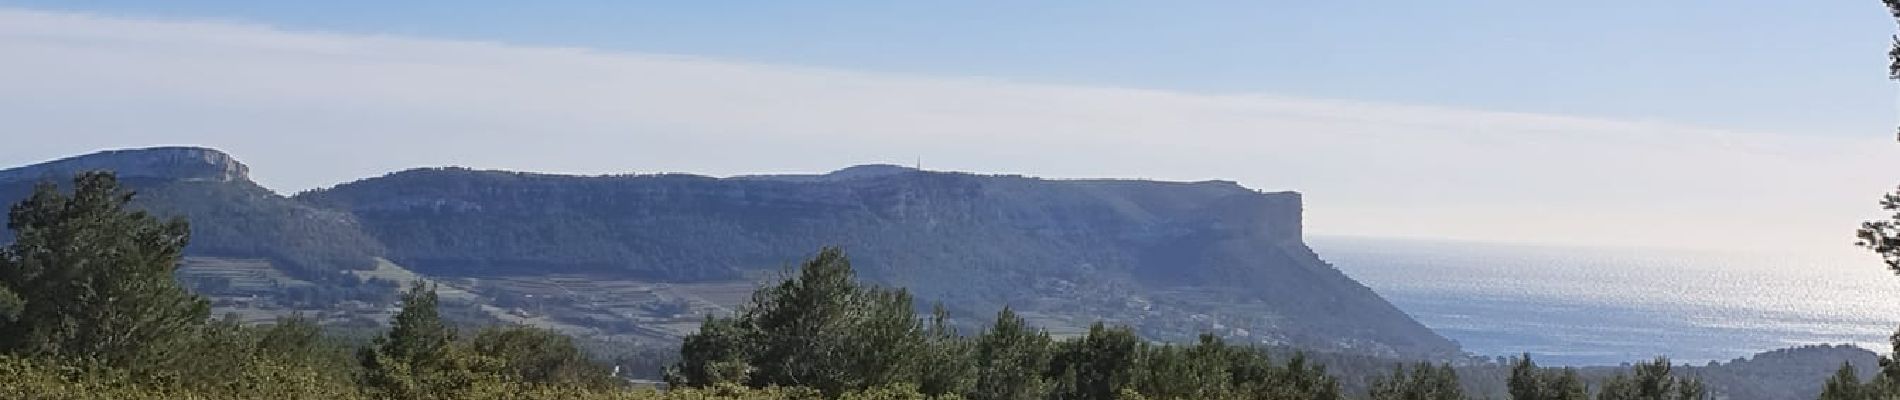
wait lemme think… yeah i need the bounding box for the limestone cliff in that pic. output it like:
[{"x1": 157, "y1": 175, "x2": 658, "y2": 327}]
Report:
[{"x1": 0, "y1": 146, "x2": 249, "y2": 183}]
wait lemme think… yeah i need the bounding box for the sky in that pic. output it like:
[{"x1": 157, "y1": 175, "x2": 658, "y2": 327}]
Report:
[{"x1": 0, "y1": 2, "x2": 1896, "y2": 255}]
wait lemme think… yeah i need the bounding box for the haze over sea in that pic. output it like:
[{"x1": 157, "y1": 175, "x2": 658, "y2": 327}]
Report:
[{"x1": 1313, "y1": 236, "x2": 1900, "y2": 366}]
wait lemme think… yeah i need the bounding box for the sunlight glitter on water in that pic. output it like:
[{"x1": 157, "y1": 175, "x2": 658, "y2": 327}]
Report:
[{"x1": 1311, "y1": 236, "x2": 1900, "y2": 365}]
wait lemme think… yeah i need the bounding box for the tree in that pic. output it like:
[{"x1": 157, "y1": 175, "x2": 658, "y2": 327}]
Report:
[
  {"x1": 1252, "y1": 352, "x2": 1341, "y2": 400},
  {"x1": 1595, "y1": 358, "x2": 1704, "y2": 400},
  {"x1": 359, "y1": 281, "x2": 494, "y2": 399},
  {"x1": 1820, "y1": 362, "x2": 1871, "y2": 400},
  {"x1": 468, "y1": 324, "x2": 616, "y2": 389},
  {"x1": 1128, "y1": 335, "x2": 1234, "y2": 400},
  {"x1": 1857, "y1": 3, "x2": 1900, "y2": 398},
  {"x1": 670, "y1": 247, "x2": 930, "y2": 396},
  {"x1": 968, "y1": 307, "x2": 1053, "y2": 400},
  {"x1": 1046, "y1": 323, "x2": 1143, "y2": 400},
  {"x1": 1369, "y1": 362, "x2": 1462, "y2": 400},
  {"x1": 0, "y1": 172, "x2": 209, "y2": 368},
  {"x1": 667, "y1": 315, "x2": 755, "y2": 387},
  {"x1": 1509, "y1": 354, "x2": 1587, "y2": 400},
  {"x1": 160, "y1": 314, "x2": 365, "y2": 398},
  {"x1": 917, "y1": 305, "x2": 976, "y2": 397}
]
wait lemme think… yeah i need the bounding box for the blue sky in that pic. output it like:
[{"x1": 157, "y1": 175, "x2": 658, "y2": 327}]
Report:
[
  {"x1": 0, "y1": 2, "x2": 1895, "y2": 253},
  {"x1": 4, "y1": 1, "x2": 1890, "y2": 136}
]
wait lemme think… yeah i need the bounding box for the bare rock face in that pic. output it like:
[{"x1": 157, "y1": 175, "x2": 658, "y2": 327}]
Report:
[{"x1": 0, "y1": 146, "x2": 250, "y2": 183}]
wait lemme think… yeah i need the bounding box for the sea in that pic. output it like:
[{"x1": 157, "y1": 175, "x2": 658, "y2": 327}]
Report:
[{"x1": 1309, "y1": 236, "x2": 1900, "y2": 366}]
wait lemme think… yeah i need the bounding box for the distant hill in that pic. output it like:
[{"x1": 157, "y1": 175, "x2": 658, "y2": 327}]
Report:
[
  {"x1": 0, "y1": 147, "x2": 384, "y2": 279},
  {"x1": 0, "y1": 146, "x2": 1459, "y2": 358},
  {"x1": 1682, "y1": 344, "x2": 1881, "y2": 400},
  {"x1": 299, "y1": 165, "x2": 1455, "y2": 356}
]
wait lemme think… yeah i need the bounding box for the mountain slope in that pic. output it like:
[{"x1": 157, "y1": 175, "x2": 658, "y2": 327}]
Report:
[
  {"x1": 0, "y1": 147, "x2": 385, "y2": 279},
  {"x1": 0, "y1": 147, "x2": 1456, "y2": 356},
  {"x1": 300, "y1": 165, "x2": 1459, "y2": 356}
]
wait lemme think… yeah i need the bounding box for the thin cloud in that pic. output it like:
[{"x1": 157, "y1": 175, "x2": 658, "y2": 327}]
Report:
[{"x1": 0, "y1": 8, "x2": 1891, "y2": 253}]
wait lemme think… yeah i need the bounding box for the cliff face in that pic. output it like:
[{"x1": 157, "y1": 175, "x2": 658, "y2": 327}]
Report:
[
  {"x1": 298, "y1": 167, "x2": 1307, "y2": 284},
  {"x1": 302, "y1": 166, "x2": 1460, "y2": 357},
  {"x1": 0, "y1": 146, "x2": 249, "y2": 183}
]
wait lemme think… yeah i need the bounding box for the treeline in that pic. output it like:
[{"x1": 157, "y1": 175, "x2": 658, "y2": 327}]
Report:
[
  {"x1": 0, "y1": 172, "x2": 1846, "y2": 400},
  {"x1": 665, "y1": 246, "x2": 1342, "y2": 400},
  {"x1": 661, "y1": 246, "x2": 1721, "y2": 400}
]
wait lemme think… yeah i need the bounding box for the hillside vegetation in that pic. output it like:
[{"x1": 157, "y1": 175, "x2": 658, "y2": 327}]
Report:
[
  {"x1": 298, "y1": 165, "x2": 1450, "y2": 356},
  {"x1": 0, "y1": 146, "x2": 1454, "y2": 358}
]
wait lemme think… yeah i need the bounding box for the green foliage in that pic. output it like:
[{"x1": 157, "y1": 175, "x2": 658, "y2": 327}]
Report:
[
  {"x1": 919, "y1": 305, "x2": 977, "y2": 397},
  {"x1": 149, "y1": 314, "x2": 363, "y2": 397},
  {"x1": 839, "y1": 383, "x2": 965, "y2": 400},
  {"x1": 1047, "y1": 323, "x2": 1143, "y2": 400},
  {"x1": 359, "y1": 281, "x2": 495, "y2": 400},
  {"x1": 669, "y1": 247, "x2": 931, "y2": 396},
  {"x1": 0, "y1": 285, "x2": 20, "y2": 321},
  {"x1": 0, "y1": 306, "x2": 365, "y2": 399},
  {"x1": 1126, "y1": 335, "x2": 1230, "y2": 400},
  {"x1": 1059, "y1": 332, "x2": 1346, "y2": 400},
  {"x1": 668, "y1": 248, "x2": 1349, "y2": 400},
  {"x1": 0, "y1": 172, "x2": 210, "y2": 369},
  {"x1": 1819, "y1": 362, "x2": 1872, "y2": 400},
  {"x1": 1858, "y1": 6, "x2": 1900, "y2": 400},
  {"x1": 468, "y1": 324, "x2": 617, "y2": 389},
  {"x1": 1368, "y1": 362, "x2": 1462, "y2": 400},
  {"x1": 1507, "y1": 355, "x2": 1586, "y2": 400},
  {"x1": 1253, "y1": 353, "x2": 1345, "y2": 400},
  {"x1": 1595, "y1": 358, "x2": 1705, "y2": 400},
  {"x1": 0, "y1": 353, "x2": 954, "y2": 400},
  {"x1": 669, "y1": 315, "x2": 754, "y2": 387},
  {"x1": 968, "y1": 307, "x2": 1053, "y2": 400},
  {"x1": 1858, "y1": 189, "x2": 1900, "y2": 274},
  {"x1": 0, "y1": 355, "x2": 178, "y2": 400}
]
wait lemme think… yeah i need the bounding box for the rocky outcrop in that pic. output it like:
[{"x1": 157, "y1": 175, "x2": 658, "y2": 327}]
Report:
[{"x1": 0, "y1": 146, "x2": 249, "y2": 183}]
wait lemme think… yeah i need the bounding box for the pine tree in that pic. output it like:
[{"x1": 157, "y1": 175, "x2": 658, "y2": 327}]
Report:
[
  {"x1": 1046, "y1": 323, "x2": 1142, "y2": 400},
  {"x1": 0, "y1": 172, "x2": 209, "y2": 368},
  {"x1": 969, "y1": 307, "x2": 1053, "y2": 400},
  {"x1": 1128, "y1": 334, "x2": 1240, "y2": 400},
  {"x1": 1851, "y1": 2, "x2": 1900, "y2": 399},
  {"x1": 359, "y1": 281, "x2": 492, "y2": 399},
  {"x1": 1509, "y1": 354, "x2": 1587, "y2": 400},
  {"x1": 670, "y1": 247, "x2": 930, "y2": 396},
  {"x1": 1821, "y1": 362, "x2": 1870, "y2": 400},
  {"x1": 1595, "y1": 358, "x2": 1704, "y2": 400},
  {"x1": 1370, "y1": 362, "x2": 1463, "y2": 400},
  {"x1": 1261, "y1": 352, "x2": 1342, "y2": 400},
  {"x1": 918, "y1": 304, "x2": 976, "y2": 397}
]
